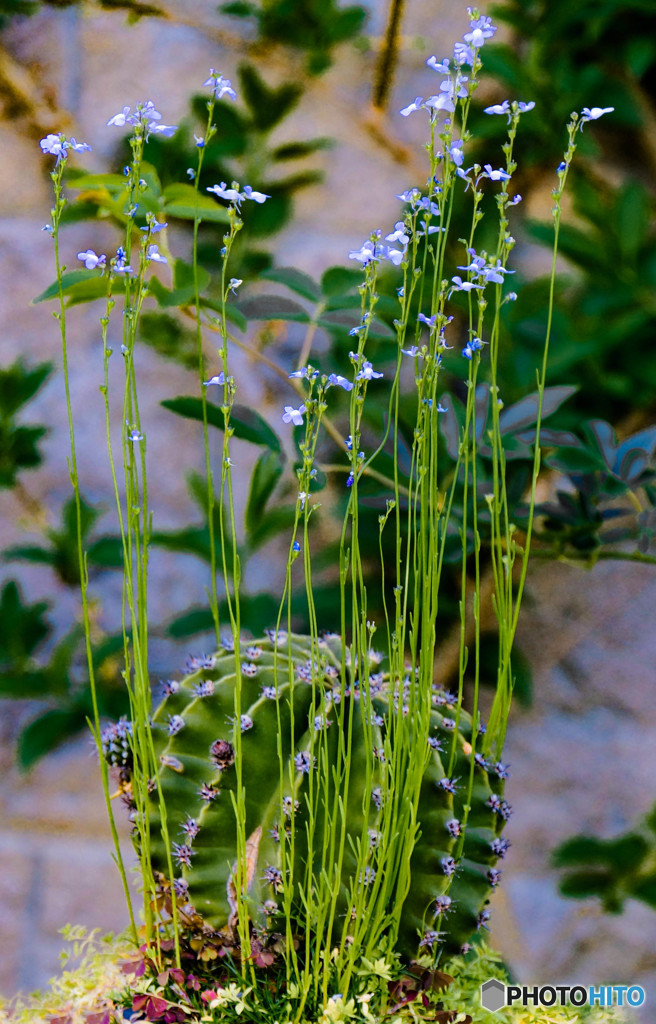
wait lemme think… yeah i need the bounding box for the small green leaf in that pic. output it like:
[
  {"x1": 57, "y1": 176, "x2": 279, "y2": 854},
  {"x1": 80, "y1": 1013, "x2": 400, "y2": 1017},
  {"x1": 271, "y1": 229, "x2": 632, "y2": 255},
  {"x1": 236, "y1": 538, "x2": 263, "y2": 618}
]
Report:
[
  {"x1": 558, "y1": 869, "x2": 618, "y2": 902},
  {"x1": 67, "y1": 172, "x2": 130, "y2": 192},
  {"x1": 18, "y1": 708, "x2": 87, "y2": 771},
  {"x1": 0, "y1": 581, "x2": 50, "y2": 669},
  {"x1": 139, "y1": 310, "x2": 198, "y2": 368},
  {"x1": 0, "y1": 358, "x2": 53, "y2": 416},
  {"x1": 32, "y1": 270, "x2": 102, "y2": 304},
  {"x1": 631, "y1": 875, "x2": 656, "y2": 909},
  {"x1": 238, "y1": 62, "x2": 303, "y2": 130},
  {"x1": 270, "y1": 139, "x2": 332, "y2": 161},
  {"x1": 219, "y1": 0, "x2": 257, "y2": 17},
  {"x1": 321, "y1": 266, "x2": 361, "y2": 296},
  {"x1": 161, "y1": 397, "x2": 281, "y2": 451},
  {"x1": 87, "y1": 536, "x2": 124, "y2": 568}
]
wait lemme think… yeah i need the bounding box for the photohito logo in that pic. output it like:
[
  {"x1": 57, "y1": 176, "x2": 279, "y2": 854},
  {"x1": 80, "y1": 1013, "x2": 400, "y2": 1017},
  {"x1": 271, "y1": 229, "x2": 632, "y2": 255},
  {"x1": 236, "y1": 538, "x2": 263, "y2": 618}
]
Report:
[{"x1": 480, "y1": 980, "x2": 646, "y2": 1012}]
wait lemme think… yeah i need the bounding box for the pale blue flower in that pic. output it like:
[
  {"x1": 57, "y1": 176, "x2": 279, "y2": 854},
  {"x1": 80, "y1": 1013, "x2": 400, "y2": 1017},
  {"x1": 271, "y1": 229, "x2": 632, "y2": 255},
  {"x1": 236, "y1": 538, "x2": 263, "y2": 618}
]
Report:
[
  {"x1": 348, "y1": 240, "x2": 379, "y2": 264},
  {"x1": 148, "y1": 123, "x2": 177, "y2": 137},
  {"x1": 203, "y1": 70, "x2": 237, "y2": 101},
  {"x1": 482, "y1": 164, "x2": 511, "y2": 181},
  {"x1": 400, "y1": 96, "x2": 425, "y2": 117},
  {"x1": 463, "y1": 15, "x2": 497, "y2": 48},
  {"x1": 448, "y1": 140, "x2": 464, "y2": 166},
  {"x1": 580, "y1": 106, "x2": 614, "y2": 129},
  {"x1": 418, "y1": 196, "x2": 440, "y2": 216},
  {"x1": 385, "y1": 245, "x2": 405, "y2": 266},
  {"x1": 242, "y1": 185, "x2": 270, "y2": 203},
  {"x1": 463, "y1": 337, "x2": 485, "y2": 360},
  {"x1": 282, "y1": 405, "x2": 306, "y2": 425},
  {"x1": 484, "y1": 100, "x2": 510, "y2": 116},
  {"x1": 327, "y1": 373, "x2": 354, "y2": 391},
  {"x1": 107, "y1": 106, "x2": 132, "y2": 127},
  {"x1": 418, "y1": 313, "x2": 437, "y2": 328},
  {"x1": 194, "y1": 135, "x2": 205, "y2": 148},
  {"x1": 146, "y1": 244, "x2": 167, "y2": 264},
  {"x1": 356, "y1": 361, "x2": 383, "y2": 381},
  {"x1": 40, "y1": 132, "x2": 67, "y2": 156},
  {"x1": 141, "y1": 101, "x2": 161, "y2": 121},
  {"x1": 112, "y1": 247, "x2": 132, "y2": 274},
  {"x1": 140, "y1": 220, "x2": 168, "y2": 233},
  {"x1": 68, "y1": 137, "x2": 91, "y2": 153},
  {"x1": 40, "y1": 132, "x2": 90, "y2": 160},
  {"x1": 401, "y1": 345, "x2": 421, "y2": 357},
  {"x1": 229, "y1": 278, "x2": 242, "y2": 294},
  {"x1": 204, "y1": 373, "x2": 225, "y2": 386},
  {"x1": 453, "y1": 41, "x2": 474, "y2": 66},
  {"x1": 484, "y1": 99, "x2": 534, "y2": 123},
  {"x1": 207, "y1": 182, "x2": 243, "y2": 206},
  {"x1": 127, "y1": 426, "x2": 143, "y2": 443},
  {"x1": 385, "y1": 221, "x2": 410, "y2": 245},
  {"x1": 425, "y1": 92, "x2": 455, "y2": 115},
  {"x1": 395, "y1": 187, "x2": 422, "y2": 206},
  {"x1": 451, "y1": 276, "x2": 484, "y2": 292},
  {"x1": 77, "y1": 248, "x2": 106, "y2": 270},
  {"x1": 426, "y1": 56, "x2": 450, "y2": 74}
]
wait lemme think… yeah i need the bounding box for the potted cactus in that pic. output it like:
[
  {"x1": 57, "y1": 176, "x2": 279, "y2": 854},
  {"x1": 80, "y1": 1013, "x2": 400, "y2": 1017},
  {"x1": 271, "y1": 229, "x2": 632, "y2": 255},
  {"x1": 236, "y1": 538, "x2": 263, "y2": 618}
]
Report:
[{"x1": 15, "y1": 6, "x2": 621, "y2": 1023}]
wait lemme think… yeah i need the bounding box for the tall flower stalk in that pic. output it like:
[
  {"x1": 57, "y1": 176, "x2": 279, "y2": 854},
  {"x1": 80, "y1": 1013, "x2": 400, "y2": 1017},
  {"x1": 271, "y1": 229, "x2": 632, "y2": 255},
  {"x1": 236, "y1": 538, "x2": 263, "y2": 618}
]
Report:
[{"x1": 40, "y1": 9, "x2": 613, "y2": 1019}]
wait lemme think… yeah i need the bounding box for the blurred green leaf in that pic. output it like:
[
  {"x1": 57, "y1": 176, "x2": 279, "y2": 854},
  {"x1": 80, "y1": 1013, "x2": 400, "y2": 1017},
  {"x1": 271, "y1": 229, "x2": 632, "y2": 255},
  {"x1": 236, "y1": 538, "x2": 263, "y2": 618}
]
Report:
[
  {"x1": 17, "y1": 708, "x2": 88, "y2": 772},
  {"x1": 238, "y1": 62, "x2": 303, "y2": 131},
  {"x1": 260, "y1": 267, "x2": 321, "y2": 302},
  {"x1": 162, "y1": 396, "x2": 281, "y2": 451},
  {"x1": 236, "y1": 294, "x2": 310, "y2": 322},
  {"x1": 163, "y1": 183, "x2": 230, "y2": 224},
  {"x1": 0, "y1": 581, "x2": 50, "y2": 670},
  {"x1": 245, "y1": 450, "x2": 286, "y2": 536}
]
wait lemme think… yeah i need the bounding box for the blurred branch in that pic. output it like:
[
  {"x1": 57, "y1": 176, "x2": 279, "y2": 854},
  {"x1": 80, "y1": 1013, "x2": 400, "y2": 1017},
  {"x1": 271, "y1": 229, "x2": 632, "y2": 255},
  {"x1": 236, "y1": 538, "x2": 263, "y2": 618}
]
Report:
[{"x1": 373, "y1": 0, "x2": 405, "y2": 111}]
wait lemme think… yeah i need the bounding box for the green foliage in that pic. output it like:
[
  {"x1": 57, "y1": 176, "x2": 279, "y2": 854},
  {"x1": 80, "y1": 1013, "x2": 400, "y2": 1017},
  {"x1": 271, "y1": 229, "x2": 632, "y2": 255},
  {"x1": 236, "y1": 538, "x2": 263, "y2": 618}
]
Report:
[
  {"x1": 3, "y1": 494, "x2": 123, "y2": 586},
  {"x1": 517, "y1": 179, "x2": 656, "y2": 421},
  {"x1": 0, "y1": 578, "x2": 128, "y2": 768},
  {"x1": 553, "y1": 804, "x2": 656, "y2": 914},
  {"x1": 0, "y1": 580, "x2": 50, "y2": 670},
  {"x1": 0, "y1": 358, "x2": 52, "y2": 488},
  {"x1": 162, "y1": 396, "x2": 282, "y2": 451},
  {"x1": 220, "y1": 0, "x2": 367, "y2": 75}
]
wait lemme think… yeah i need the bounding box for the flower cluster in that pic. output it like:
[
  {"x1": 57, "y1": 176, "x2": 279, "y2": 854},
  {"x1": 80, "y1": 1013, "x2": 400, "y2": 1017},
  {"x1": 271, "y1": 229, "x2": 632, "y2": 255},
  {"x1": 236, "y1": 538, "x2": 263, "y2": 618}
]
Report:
[
  {"x1": 348, "y1": 228, "x2": 405, "y2": 267},
  {"x1": 207, "y1": 182, "x2": 270, "y2": 207},
  {"x1": 203, "y1": 70, "x2": 237, "y2": 101},
  {"x1": 107, "y1": 100, "x2": 177, "y2": 140},
  {"x1": 40, "y1": 133, "x2": 91, "y2": 161}
]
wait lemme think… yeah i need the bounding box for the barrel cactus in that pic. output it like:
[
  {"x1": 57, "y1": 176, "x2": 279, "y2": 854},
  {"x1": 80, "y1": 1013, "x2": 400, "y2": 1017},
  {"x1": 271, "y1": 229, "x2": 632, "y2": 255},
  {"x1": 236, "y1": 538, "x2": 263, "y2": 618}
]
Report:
[{"x1": 104, "y1": 631, "x2": 510, "y2": 958}]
